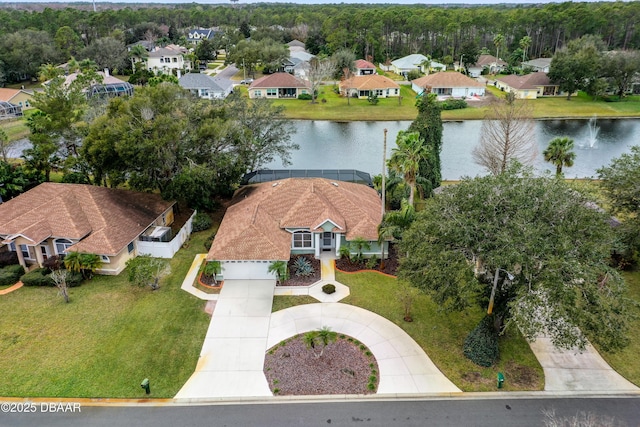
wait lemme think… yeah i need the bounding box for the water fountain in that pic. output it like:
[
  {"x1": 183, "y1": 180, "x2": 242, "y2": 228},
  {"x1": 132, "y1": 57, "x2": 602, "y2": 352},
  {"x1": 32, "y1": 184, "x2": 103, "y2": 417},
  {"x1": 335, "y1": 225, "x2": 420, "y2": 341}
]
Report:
[{"x1": 582, "y1": 115, "x2": 600, "y2": 149}]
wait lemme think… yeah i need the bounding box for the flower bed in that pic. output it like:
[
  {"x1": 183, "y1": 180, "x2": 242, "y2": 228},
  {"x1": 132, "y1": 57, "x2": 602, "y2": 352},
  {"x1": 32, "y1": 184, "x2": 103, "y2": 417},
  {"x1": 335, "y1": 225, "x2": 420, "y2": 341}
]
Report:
[
  {"x1": 279, "y1": 255, "x2": 321, "y2": 286},
  {"x1": 335, "y1": 244, "x2": 399, "y2": 276}
]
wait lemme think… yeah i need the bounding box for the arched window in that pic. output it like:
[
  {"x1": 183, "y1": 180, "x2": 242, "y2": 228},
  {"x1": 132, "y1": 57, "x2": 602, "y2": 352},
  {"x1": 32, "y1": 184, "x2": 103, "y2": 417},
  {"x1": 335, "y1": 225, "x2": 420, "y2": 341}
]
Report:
[
  {"x1": 54, "y1": 238, "x2": 73, "y2": 255},
  {"x1": 292, "y1": 231, "x2": 312, "y2": 249}
]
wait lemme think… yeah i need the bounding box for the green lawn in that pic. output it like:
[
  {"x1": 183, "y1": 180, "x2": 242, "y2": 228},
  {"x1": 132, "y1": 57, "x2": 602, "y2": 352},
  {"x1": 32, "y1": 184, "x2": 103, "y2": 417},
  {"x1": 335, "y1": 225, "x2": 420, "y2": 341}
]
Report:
[
  {"x1": 596, "y1": 270, "x2": 640, "y2": 387},
  {"x1": 323, "y1": 271, "x2": 543, "y2": 391},
  {"x1": 1, "y1": 117, "x2": 30, "y2": 142},
  {"x1": 0, "y1": 231, "x2": 212, "y2": 398}
]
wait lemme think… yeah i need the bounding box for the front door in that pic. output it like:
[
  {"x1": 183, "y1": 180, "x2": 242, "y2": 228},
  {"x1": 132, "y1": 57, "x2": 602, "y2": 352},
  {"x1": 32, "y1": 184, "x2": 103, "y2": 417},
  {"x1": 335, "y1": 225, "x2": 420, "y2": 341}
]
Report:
[{"x1": 322, "y1": 232, "x2": 333, "y2": 251}]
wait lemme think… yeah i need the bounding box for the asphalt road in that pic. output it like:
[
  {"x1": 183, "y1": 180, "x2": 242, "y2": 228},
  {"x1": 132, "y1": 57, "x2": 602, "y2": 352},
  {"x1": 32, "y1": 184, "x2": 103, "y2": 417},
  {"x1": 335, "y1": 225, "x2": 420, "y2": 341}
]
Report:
[{"x1": 1, "y1": 397, "x2": 639, "y2": 427}]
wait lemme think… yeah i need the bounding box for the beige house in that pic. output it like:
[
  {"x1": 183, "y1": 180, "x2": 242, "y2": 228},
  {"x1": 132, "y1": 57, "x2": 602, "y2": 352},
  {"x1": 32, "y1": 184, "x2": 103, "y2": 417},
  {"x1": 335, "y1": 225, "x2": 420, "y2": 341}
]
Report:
[
  {"x1": 0, "y1": 183, "x2": 193, "y2": 275},
  {"x1": 0, "y1": 88, "x2": 35, "y2": 110},
  {"x1": 248, "y1": 73, "x2": 310, "y2": 99},
  {"x1": 208, "y1": 178, "x2": 384, "y2": 280},
  {"x1": 411, "y1": 72, "x2": 485, "y2": 98},
  {"x1": 496, "y1": 73, "x2": 563, "y2": 99},
  {"x1": 339, "y1": 75, "x2": 400, "y2": 99}
]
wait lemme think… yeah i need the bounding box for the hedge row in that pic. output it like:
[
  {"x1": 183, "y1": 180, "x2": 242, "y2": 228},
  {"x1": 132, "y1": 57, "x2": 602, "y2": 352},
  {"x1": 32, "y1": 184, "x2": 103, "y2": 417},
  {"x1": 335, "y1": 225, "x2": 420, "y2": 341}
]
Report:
[
  {"x1": 21, "y1": 268, "x2": 84, "y2": 288},
  {"x1": 0, "y1": 265, "x2": 25, "y2": 287}
]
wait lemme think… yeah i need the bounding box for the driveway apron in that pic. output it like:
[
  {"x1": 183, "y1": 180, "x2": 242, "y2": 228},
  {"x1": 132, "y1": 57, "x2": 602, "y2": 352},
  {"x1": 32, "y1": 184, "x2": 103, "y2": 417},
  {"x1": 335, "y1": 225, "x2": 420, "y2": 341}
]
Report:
[{"x1": 175, "y1": 279, "x2": 276, "y2": 399}]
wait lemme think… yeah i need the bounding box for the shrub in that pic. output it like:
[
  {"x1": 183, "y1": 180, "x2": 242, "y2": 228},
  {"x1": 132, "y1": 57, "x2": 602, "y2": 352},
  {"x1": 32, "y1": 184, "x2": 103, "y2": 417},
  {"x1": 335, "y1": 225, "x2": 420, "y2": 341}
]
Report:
[
  {"x1": 191, "y1": 212, "x2": 212, "y2": 232},
  {"x1": 293, "y1": 256, "x2": 315, "y2": 277},
  {"x1": 322, "y1": 284, "x2": 336, "y2": 294},
  {"x1": 43, "y1": 255, "x2": 63, "y2": 271},
  {"x1": 204, "y1": 232, "x2": 216, "y2": 251},
  {"x1": 367, "y1": 92, "x2": 379, "y2": 105},
  {"x1": 0, "y1": 265, "x2": 25, "y2": 286},
  {"x1": 21, "y1": 268, "x2": 54, "y2": 287},
  {"x1": 463, "y1": 315, "x2": 500, "y2": 367},
  {"x1": 439, "y1": 99, "x2": 468, "y2": 110},
  {"x1": 0, "y1": 251, "x2": 18, "y2": 267},
  {"x1": 66, "y1": 271, "x2": 84, "y2": 287},
  {"x1": 366, "y1": 255, "x2": 378, "y2": 269},
  {"x1": 298, "y1": 93, "x2": 312, "y2": 100}
]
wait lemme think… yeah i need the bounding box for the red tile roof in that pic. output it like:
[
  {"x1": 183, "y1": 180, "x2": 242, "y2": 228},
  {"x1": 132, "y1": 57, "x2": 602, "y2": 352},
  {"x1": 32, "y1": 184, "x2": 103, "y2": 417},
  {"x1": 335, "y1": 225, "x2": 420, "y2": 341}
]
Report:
[
  {"x1": 497, "y1": 72, "x2": 553, "y2": 89},
  {"x1": 0, "y1": 183, "x2": 173, "y2": 255},
  {"x1": 208, "y1": 178, "x2": 382, "y2": 261},
  {"x1": 411, "y1": 72, "x2": 484, "y2": 88},
  {"x1": 249, "y1": 73, "x2": 310, "y2": 89},
  {"x1": 0, "y1": 88, "x2": 21, "y2": 102},
  {"x1": 475, "y1": 54, "x2": 508, "y2": 67},
  {"x1": 355, "y1": 59, "x2": 376, "y2": 69}
]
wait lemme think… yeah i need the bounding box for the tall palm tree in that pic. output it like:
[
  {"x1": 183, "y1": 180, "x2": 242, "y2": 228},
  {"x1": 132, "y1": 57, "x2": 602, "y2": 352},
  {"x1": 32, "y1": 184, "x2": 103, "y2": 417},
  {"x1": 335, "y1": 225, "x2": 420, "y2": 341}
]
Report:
[
  {"x1": 388, "y1": 131, "x2": 426, "y2": 207},
  {"x1": 493, "y1": 33, "x2": 505, "y2": 66},
  {"x1": 519, "y1": 36, "x2": 532, "y2": 64},
  {"x1": 129, "y1": 44, "x2": 149, "y2": 70},
  {"x1": 378, "y1": 199, "x2": 416, "y2": 269},
  {"x1": 543, "y1": 137, "x2": 576, "y2": 177}
]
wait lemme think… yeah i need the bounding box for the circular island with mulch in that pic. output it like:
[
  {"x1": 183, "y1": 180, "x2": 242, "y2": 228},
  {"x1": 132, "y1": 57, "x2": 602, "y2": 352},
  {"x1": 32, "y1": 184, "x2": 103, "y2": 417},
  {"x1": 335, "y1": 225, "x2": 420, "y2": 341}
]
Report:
[{"x1": 264, "y1": 333, "x2": 379, "y2": 395}]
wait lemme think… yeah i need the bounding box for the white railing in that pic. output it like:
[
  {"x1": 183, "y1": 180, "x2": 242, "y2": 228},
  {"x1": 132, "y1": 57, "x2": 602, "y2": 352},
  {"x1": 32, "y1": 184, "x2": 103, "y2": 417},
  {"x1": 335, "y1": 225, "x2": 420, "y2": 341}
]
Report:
[{"x1": 137, "y1": 210, "x2": 196, "y2": 259}]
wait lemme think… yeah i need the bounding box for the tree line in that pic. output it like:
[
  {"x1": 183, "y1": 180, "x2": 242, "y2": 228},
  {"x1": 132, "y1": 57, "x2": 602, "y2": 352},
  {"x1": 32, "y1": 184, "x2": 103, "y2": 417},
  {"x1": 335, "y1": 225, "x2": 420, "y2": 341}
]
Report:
[{"x1": 1, "y1": 2, "x2": 639, "y2": 83}]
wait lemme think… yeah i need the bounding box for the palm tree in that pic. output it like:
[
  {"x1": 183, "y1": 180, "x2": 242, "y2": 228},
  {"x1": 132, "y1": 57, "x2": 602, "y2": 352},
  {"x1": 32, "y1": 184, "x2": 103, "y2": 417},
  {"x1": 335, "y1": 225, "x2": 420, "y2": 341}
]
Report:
[
  {"x1": 79, "y1": 253, "x2": 102, "y2": 280},
  {"x1": 349, "y1": 236, "x2": 371, "y2": 263},
  {"x1": 203, "y1": 260, "x2": 222, "y2": 285},
  {"x1": 129, "y1": 44, "x2": 149, "y2": 71},
  {"x1": 519, "y1": 36, "x2": 532, "y2": 64},
  {"x1": 268, "y1": 260, "x2": 288, "y2": 284},
  {"x1": 388, "y1": 131, "x2": 426, "y2": 207},
  {"x1": 493, "y1": 33, "x2": 505, "y2": 66},
  {"x1": 543, "y1": 137, "x2": 576, "y2": 177},
  {"x1": 378, "y1": 199, "x2": 416, "y2": 270},
  {"x1": 63, "y1": 252, "x2": 82, "y2": 273},
  {"x1": 419, "y1": 55, "x2": 432, "y2": 75},
  {"x1": 303, "y1": 326, "x2": 337, "y2": 358}
]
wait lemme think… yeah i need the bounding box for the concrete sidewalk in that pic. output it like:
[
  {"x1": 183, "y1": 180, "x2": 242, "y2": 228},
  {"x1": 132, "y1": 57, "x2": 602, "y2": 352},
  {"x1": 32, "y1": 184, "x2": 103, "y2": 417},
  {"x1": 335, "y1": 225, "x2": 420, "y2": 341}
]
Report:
[
  {"x1": 529, "y1": 336, "x2": 639, "y2": 392},
  {"x1": 267, "y1": 303, "x2": 461, "y2": 394}
]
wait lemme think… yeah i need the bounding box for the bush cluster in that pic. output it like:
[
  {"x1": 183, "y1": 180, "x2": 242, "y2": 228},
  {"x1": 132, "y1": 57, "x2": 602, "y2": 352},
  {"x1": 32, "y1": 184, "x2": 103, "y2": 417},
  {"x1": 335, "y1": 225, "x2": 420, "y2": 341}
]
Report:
[
  {"x1": 297, "y1": 93, "x2": 312, "y2": 100},
  {"x1": 0, "y1": 251, "x2": 19, "y2": 268},
  {"x1": 21, "y1": 268, "x2": 54, "y2": 287},
  {"x1": 463, "y1": 315, "x2": 500, "y2": 367},
  {"x1": 0, "y1": 265, "x2": 25, "y2": 287},
  {"x1": 439, "y1": 99, "x2": 468, "y2": 110},
  {"x1": 322, "y1": 284, "x2": 336, "y2": 294},
  {"x1": 191, "y1": 212, "x2": 212, "y2": 232}
]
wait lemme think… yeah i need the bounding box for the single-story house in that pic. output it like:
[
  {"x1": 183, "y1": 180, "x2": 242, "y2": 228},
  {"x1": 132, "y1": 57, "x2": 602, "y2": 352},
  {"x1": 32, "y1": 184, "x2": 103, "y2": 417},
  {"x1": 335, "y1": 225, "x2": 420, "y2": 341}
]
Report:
[
  {"x1": 179, "y1": 73, "x2": 233, "y2": 99},
  {"x1": 57, "y1": 70, "x2": 134, "y2": 98},
  {"x1": 207, "y1": 178, "x2": 385, "y2": 281},
  {"x1": 385, "y1": 54, "x2": 446, "y2": 77},
  {"x1": 468, "y1": 55, "x2": 508, "y2": 77},
  {"x1": 248, "y1": 73, "x2": 310, "y2": 99},
  {"x1": 521, "y1": 58, "x2": 552, "y2": 73},
  {"x1": 0, "y1": 88, "x2": 35, "y2": 110},
  {"x1": 147, "y1": 45, "x2": 191, "y2": 74},
  {"x1": 339, "y1": 75, "x2": 401, "y2": 99},
  {"x1": 496, "y1": 72, "x2": 564, "y2": 99},
  {"x1": 290, "y1": 50, "x2": 315, "y2": 63},
  {"x1": 411, "y1": 72, "x2": 485, "y2": 98},
  {"x1": 355, "y1": 59, "x2": 377, "y2": 75},
  {"x1": 0, "y1": 183, "x2": 194, "y2": 275}
]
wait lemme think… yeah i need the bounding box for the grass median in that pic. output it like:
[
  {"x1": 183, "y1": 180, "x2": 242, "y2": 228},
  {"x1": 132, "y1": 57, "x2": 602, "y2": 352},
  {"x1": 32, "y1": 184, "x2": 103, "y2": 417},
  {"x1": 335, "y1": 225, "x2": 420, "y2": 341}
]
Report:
[{"x1": 0, "y1": 231, "x2": 212, "y2": 398}]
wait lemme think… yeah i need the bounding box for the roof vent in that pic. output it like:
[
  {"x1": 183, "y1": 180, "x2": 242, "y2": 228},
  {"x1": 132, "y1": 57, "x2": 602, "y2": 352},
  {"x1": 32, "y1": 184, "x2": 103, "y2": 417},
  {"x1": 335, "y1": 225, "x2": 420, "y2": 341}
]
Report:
[{"x1": 331, "y1": 182, "x2": 339, "y2": 187}]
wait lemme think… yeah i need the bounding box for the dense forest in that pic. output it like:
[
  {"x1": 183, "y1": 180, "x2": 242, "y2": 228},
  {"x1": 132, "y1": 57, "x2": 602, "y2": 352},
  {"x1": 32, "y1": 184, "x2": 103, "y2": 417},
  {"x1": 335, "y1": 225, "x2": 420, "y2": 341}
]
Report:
[{"x1": 0, "y1": 2, "x2": 638, "y2": 71}]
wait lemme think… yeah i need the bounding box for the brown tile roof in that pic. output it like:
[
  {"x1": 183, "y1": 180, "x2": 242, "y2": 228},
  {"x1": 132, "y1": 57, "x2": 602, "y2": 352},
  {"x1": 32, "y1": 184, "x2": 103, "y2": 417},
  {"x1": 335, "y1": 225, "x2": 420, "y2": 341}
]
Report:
[
  {"x1": 0, "y1": 88, "x2": 20, "y2": 102},
  {"x1": 475, "y1": 54, "x2": 508, "y2": 67},
  {"x1": 249, "y1": 73, "x2": 310, "y2": 89},
  {"x1": 355, "y1": 59, "x2": 376, "y2": 69},
  {"x1": 208, "y1": 178, "x2": 382, "y2": 261},
  {"x1": 339, "y1": 75, "x2": 400, "y2": 91},
  {"x1": 411, "y1": 72, "x2": 484, "y2": 89},
  {"x1": 0, "y1": 183, "x2": 174, "y2": 255},
  {"x1": 497, "y1": 72, "x2": 553, "y2": 89}
]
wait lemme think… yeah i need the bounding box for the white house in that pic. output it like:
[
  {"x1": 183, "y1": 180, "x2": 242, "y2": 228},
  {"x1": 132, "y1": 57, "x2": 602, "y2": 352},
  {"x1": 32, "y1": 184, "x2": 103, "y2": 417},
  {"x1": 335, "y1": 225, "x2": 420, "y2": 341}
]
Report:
[
  {"x1": 411, "y1": 72, "x2": 485, "y2": 98},
  {"x1": 146, "y1": 45, "x2": 191, "y2": 74}
]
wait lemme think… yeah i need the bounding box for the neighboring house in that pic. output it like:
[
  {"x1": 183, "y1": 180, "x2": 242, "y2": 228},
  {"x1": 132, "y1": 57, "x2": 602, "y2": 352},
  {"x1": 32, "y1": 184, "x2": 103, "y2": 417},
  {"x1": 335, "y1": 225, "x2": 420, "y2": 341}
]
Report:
[
  {"x1": 187, "y1": 28, "x2": 217, "y2": 44},
  {"x1": 521, "y1": 58, "x2": 552, "y2": 73},
  {"x1": 179, "y1": 73, "x2": 233, "y2": 99},
  {"x1": 147, "y1": 45, "x2": 191, "y2": 74},
  {"x1": 0, "y1": 101, "x2": 22, "y2": 119},
  {"x1": 290, "y1": 50, "x2": 315, "y2": 63},
  {"x1": 0, "y1": 183, "x2": 195, "y2": 275},
  {"x1": 207, "y1": 178, "x2": 385, "y2": 281},
  {"x1": 388, "y1": 54, "x2": 430, "y2": 76},
  {"x1": 0, "y1": 88, "x2": 34, "y2": 110},
  {"x1": 339, "y1": 74, "x2": 401, "y2": 99},
  {"x1": 468, "y1": 54, "x2": 508, "y2": 77},
  {"x1": 411, "y1": 72, "x2": 485, "y2": 98},
  {"x1": 496, "y1": 72, "x2": 564, "y2": 99},
  {"x1": 248, "y1": 73, "x2": 310, "y2": 99},
  {"x1": 287, "y1": 39, "x2": 306, "y2": 49},
  {"x1": 355, "y1": 59, "x2": 377, "y2": 75},
  {"x1": 57, "y1": 70, "x2": 134, "y2": 98},
  {"x1": 127, "y1": 40, "x2": 155, "y2": 52}
]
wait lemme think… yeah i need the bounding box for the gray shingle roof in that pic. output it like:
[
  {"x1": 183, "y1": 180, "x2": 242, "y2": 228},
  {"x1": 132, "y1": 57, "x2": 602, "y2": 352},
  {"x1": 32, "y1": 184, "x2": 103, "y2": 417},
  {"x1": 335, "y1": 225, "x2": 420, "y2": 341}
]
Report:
[{"x1": 179, "y1": 73, "x2": 232, "y2": 92}]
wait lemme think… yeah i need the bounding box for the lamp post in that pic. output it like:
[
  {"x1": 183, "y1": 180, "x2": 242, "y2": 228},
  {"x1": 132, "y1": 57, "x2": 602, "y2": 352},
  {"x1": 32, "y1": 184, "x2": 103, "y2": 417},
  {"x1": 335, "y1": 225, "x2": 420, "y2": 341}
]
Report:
[{"x1": 487, "y1": 268, "x2": 514, "y2": 315}]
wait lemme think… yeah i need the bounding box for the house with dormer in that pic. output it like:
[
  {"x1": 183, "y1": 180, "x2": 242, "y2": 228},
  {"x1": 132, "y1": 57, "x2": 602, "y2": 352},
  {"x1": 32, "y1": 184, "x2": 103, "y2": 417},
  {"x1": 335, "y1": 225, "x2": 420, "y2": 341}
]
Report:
[
  {"x1": 207, "y1": 178, "x2": 384, "y2": 280},
  {"x1": 187, "y1": 28, "x2": 218, "y2": 44}
]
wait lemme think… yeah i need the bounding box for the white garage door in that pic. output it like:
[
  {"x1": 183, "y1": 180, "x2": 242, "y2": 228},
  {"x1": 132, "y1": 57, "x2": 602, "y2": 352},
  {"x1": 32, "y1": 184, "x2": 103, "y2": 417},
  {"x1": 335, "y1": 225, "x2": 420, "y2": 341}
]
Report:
[{"x1": 221, "y1": 260, "x2": 275, "y2": 280}]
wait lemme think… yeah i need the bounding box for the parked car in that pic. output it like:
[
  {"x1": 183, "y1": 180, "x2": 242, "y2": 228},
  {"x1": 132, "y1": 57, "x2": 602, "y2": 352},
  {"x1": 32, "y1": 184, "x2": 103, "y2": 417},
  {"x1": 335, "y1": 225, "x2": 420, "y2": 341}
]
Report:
[{"x1": 240, "y1": 78, "x2": 253, "y2": 84}]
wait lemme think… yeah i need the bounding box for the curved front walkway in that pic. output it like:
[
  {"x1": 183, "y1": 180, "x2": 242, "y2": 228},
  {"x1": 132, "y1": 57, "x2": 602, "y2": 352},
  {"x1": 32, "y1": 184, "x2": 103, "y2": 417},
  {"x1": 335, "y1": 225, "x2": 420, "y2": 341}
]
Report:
[{"x1": 267, "y1": 303, "x2": 461, "y2": 395}]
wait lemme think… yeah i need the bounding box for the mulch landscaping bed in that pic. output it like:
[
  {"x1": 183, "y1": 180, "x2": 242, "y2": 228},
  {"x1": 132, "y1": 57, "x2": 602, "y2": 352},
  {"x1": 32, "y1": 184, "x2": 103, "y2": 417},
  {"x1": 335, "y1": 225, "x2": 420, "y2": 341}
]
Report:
[
  {"x1": 279, "y1": 255, "x2": 321, "y2": 287},
  {"x1": 264, "y1": 334, "x2": 379, "y2": 395},
  {"x1": 335, "y1": 244, "x2": 399, "y2": 276}
]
